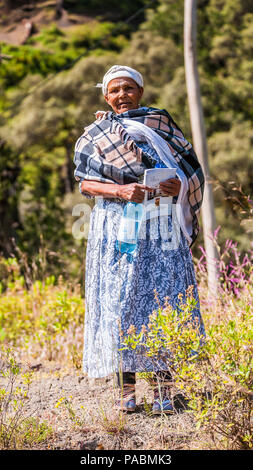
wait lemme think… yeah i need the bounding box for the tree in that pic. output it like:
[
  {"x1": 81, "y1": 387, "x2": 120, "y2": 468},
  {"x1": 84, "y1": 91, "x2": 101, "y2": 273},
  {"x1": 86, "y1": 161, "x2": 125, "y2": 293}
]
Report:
[{"x1": 184, "y1": 0, "x2": 219, "y2": 298}]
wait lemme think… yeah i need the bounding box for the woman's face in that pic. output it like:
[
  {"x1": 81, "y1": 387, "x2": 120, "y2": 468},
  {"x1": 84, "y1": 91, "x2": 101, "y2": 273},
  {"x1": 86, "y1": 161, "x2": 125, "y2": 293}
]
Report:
[{"x1": 104, "y1": 77, "x2": 143, "y2": 114}]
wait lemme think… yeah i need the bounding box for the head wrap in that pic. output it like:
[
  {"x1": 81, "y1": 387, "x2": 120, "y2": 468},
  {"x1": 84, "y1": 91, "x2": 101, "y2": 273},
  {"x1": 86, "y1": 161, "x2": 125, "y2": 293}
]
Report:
[{"x1": 96, "y1": 65, "x2": 144, "y2": 95}]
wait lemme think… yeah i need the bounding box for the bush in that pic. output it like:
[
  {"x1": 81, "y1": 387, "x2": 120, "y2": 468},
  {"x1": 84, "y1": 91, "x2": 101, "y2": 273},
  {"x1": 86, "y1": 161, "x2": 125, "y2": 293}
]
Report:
[{"x1": 121, "y1": 241, "x2": 253, "y2": 449}]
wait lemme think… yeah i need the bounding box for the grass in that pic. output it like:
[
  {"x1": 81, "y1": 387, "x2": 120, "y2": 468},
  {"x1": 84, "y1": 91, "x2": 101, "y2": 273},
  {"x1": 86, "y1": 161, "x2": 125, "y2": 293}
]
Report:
[{"x1": 0, "y1": 257, "x2": 84, "y2": 363}]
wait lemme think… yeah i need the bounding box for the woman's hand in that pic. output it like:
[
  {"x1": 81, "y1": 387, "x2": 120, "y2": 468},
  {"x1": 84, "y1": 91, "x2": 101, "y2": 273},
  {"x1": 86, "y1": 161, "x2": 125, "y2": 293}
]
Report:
[
  {"x1": 117, "y1": 183, "x2": 152, "y2": 203},
  {"x1": 159, "y1": 178, "x2": 181, "y2": 197}
]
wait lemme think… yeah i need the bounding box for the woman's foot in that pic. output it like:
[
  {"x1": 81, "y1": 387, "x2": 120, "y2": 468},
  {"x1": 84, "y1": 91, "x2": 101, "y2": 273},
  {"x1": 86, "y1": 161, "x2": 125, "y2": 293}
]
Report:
[
  {"x1": 152, "y1": 383, "x2": 175, "y2": 415},
  {"x1": 152, "y1": 398, "x2": 174, "y2": 414},
  {"x1": 115, "y1": 383, "x2": 136, "y2": 412}
]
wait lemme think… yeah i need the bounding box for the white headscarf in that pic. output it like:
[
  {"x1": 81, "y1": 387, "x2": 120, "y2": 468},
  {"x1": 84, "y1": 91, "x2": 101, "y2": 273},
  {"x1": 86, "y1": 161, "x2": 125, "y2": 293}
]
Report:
[{"x1": 96, "y1": 65, "x2": 144, "y2": 95}]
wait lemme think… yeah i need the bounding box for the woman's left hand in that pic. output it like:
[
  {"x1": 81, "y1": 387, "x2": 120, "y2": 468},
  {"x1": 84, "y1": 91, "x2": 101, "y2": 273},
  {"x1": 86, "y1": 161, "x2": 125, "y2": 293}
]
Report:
[{"x1": 159, "y1": 178, "x2": 181, "y2": 196}]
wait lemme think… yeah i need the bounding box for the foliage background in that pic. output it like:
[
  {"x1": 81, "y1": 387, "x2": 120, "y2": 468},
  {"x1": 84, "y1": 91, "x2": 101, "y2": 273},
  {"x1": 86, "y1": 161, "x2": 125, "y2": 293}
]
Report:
[{"x1": 0, "y1": 0, "x2": 252, "y2": 287}]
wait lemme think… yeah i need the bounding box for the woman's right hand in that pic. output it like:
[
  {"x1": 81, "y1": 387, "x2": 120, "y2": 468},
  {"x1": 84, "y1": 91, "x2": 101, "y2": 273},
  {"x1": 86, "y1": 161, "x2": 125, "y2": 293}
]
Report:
[{"x1": 117, "y1": 183, "x2": 152, "y2": 203}]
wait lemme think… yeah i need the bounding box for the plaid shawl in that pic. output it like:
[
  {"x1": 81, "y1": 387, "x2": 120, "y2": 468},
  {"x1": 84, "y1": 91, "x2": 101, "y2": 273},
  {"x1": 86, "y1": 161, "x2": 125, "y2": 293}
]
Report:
[{"x1": 73, "y1": 107, "x2": 205, "y2": 245}]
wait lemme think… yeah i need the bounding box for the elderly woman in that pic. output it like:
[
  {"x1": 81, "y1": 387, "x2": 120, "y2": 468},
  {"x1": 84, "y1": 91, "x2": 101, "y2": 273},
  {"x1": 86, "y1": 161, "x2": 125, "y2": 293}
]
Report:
[{"x1": 73, "y1": 65, "x2": 205, "y2": 414}]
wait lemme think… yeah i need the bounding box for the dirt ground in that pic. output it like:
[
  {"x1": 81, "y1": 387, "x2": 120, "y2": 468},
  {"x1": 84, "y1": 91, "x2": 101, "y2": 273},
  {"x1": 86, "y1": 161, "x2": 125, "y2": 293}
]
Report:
[{"x1": 3, "y1": 359, "x2": 205, "y2": 451}]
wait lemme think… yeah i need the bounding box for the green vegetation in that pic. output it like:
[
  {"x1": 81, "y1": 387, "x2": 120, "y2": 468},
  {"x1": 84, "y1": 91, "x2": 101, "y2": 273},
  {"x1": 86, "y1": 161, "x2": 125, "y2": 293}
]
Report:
[
  {"x1": 0, "y1": 346, "x2": 53, "y2": 449},
  {"x1": 0, "y1": 255, "x2": 84, "y2": 361},
  {"x1": 122, "y1": 249, "x2": 253, "y2": 449}
]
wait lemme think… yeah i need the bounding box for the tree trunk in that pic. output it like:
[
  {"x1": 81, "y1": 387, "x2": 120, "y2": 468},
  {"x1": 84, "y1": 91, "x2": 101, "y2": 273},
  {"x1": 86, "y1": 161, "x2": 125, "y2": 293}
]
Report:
[{"x1": 184, "y1": 0, "x2": 219, "y2": 298}]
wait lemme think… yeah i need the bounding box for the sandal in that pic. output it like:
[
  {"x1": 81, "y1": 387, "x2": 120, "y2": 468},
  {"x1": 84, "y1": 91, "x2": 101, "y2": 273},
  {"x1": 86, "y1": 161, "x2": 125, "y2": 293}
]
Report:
[
  {"x1": 152, "y1": 380, "x2": 175, "y2": 415},
  {"x1": 115, "y1": 383, "x2": 136, "y2": 412}
]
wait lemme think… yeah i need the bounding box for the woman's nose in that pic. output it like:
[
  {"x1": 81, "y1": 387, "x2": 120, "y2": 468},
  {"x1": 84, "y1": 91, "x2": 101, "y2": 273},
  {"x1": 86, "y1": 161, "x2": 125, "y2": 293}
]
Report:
[{"x1": 118, "y1": 87, "x2": 127, "y2": 97}]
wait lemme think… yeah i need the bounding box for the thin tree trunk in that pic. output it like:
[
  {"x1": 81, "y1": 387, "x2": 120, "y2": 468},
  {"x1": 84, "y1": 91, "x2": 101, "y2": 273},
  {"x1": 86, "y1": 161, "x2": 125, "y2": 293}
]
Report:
[{"x1": 184, "y1": 0, "x2": 219, "y2": 298}]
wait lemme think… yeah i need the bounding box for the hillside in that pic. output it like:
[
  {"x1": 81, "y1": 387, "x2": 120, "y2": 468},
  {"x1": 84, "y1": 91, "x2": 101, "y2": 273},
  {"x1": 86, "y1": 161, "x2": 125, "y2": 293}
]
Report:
[{"x1": 0, "y1": 1, "x2": 127, "y2": 45}]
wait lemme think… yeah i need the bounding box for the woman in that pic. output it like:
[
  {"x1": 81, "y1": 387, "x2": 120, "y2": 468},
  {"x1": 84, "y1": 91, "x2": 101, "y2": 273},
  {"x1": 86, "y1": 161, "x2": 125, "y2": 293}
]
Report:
[{"x1": 73, "y1": 65, "x2": 205, "y2": 414}]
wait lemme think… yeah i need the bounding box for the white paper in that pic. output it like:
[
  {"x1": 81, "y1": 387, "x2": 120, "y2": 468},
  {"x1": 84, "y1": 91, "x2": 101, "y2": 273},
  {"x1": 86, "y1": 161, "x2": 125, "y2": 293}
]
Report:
[{"x1": 143, "y1": 167, "x2": 177, "y2": 203}]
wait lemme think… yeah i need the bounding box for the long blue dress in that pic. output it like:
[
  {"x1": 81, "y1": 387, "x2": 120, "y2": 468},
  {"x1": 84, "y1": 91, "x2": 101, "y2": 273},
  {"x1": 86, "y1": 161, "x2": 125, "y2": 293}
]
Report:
[{"x1": 82, "y1": 142, "x2": 205, "y2": 378}]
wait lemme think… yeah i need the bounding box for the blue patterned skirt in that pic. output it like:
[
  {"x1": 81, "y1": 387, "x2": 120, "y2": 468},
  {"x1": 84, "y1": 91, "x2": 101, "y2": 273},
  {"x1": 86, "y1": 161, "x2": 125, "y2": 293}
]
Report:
[{"x1": 83, "y1": 196, "x2": 205, "y2": 378}]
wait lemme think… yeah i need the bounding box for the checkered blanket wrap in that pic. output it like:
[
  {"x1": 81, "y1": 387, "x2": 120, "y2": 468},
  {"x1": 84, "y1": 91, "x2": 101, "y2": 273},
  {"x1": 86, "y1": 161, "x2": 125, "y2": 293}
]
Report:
[{"x1": 73, "y1": 107, "x2": 205, "y2": 245}]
